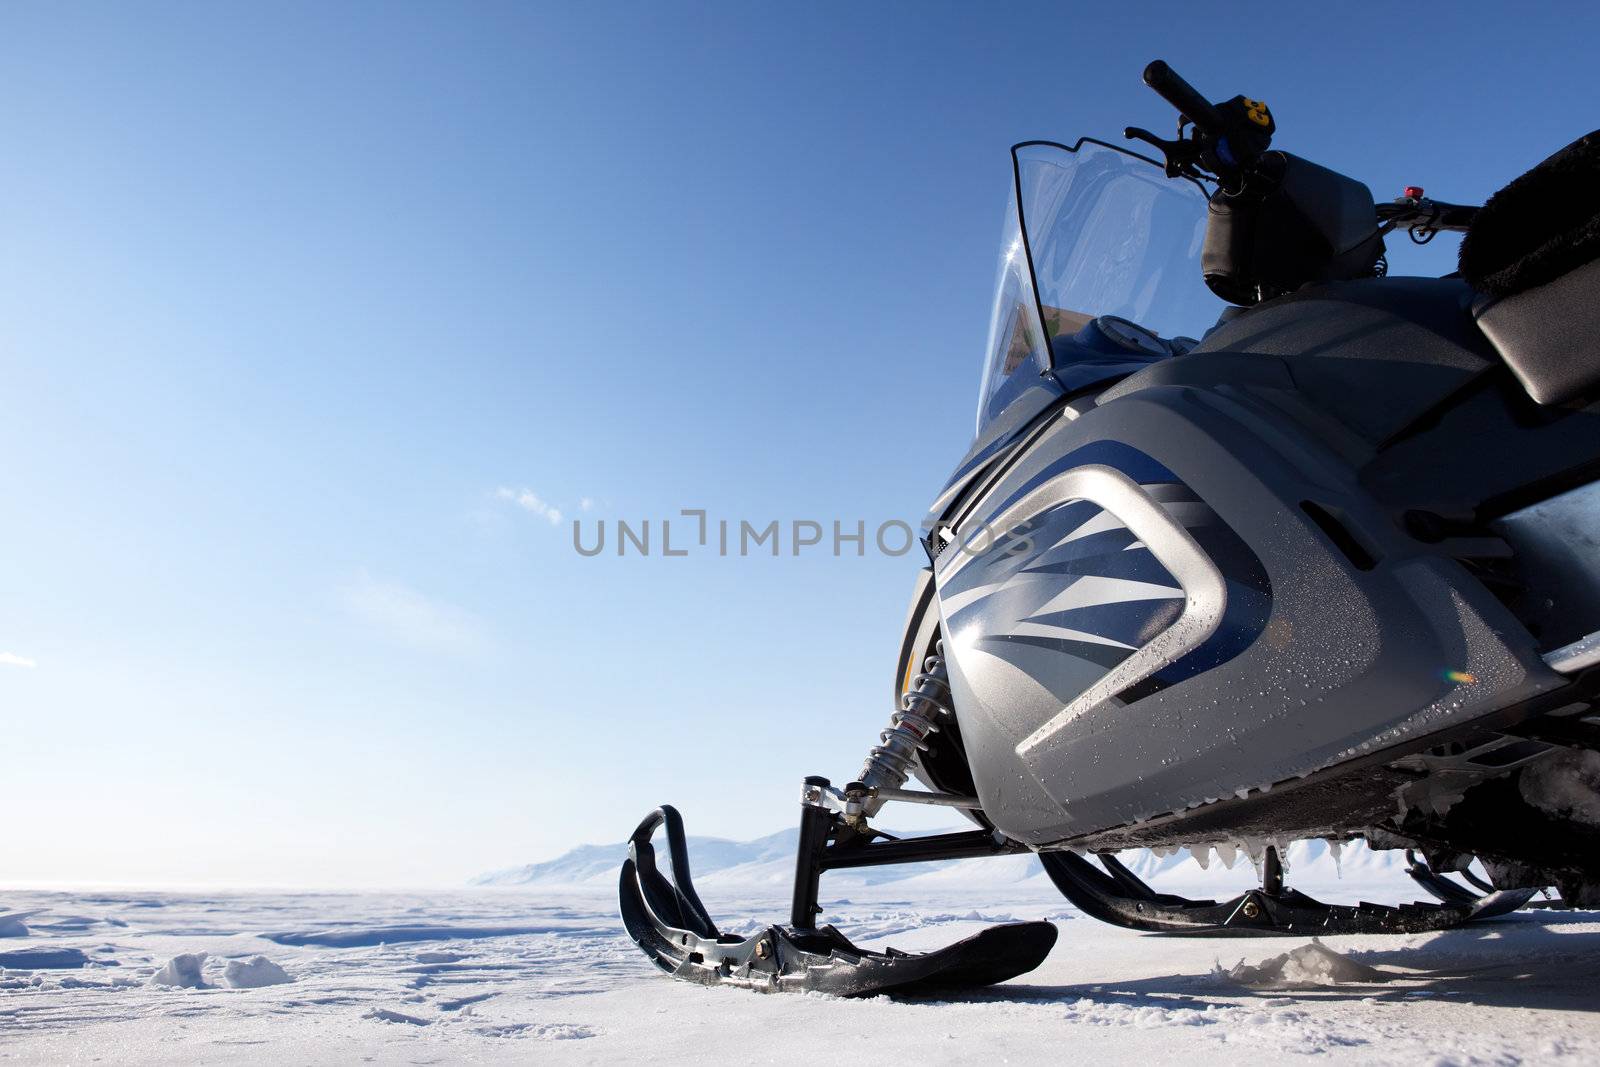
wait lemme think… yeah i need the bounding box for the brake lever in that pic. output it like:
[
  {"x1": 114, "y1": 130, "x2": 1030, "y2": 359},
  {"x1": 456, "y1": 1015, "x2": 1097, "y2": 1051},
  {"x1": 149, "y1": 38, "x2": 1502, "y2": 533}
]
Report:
[{"x1": 1123, "y1": 125, "x2": 1208, "y2": 181}]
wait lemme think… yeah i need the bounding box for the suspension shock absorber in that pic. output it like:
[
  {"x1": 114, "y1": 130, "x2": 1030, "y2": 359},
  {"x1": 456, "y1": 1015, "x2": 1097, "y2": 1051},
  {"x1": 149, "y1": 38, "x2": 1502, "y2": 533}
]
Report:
[{"x1": 852, "y1": 640, "x2": 955, "y2": 819}]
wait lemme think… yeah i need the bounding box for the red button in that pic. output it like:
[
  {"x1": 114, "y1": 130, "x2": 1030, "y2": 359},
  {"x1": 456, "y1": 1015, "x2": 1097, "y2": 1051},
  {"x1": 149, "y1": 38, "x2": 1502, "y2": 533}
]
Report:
[{"x1": 1403, "y1": 186, "x2": 1424, "y2": 199}]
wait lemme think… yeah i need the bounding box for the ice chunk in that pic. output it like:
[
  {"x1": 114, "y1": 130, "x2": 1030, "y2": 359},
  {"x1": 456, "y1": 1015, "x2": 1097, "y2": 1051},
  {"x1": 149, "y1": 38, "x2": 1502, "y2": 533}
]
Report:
[
  {"x1": 149, "y1": 952, "x2": 209, "y2": 988},
  {"x1": 223, "y1": 956, "x2": 292, "y2": 989},
  {"x1": 1217, "y1": 939, "x2": 1390, "y2": 988},
  {"x1": 1520, "y1": 749, "x2": 1600, "y2": 827}
]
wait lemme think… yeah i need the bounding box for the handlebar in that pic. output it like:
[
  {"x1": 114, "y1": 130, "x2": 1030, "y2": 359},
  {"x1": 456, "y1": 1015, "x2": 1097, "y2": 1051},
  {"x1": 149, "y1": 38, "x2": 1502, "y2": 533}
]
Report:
[
  {"x1": 1126, "y1": 59, "x2": 1481, "y2": 300},
  {"x1": 1138, "y1": 62, "x2": 1480, "y2": 236},
  {"x1": 1142, "y1": 61, "x2": 1226, "y2": 136},
  {"x1": 1377, "y1": 196, "x2": 1479, "y2": 237},
  {"x1": 1128, "y1": 60, "x2": 1274, "y2": 191}
]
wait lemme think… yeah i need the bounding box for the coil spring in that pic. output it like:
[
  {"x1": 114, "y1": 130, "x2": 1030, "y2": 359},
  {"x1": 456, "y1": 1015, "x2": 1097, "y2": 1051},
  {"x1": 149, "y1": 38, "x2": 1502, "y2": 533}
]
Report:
[{"x1": 857, "y1": 640, "x2": 954, "y2": 795}]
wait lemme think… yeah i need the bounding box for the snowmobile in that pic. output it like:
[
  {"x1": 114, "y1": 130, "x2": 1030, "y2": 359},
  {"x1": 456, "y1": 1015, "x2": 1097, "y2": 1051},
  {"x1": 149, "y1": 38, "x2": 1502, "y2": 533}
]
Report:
[{"x1": 620, "y1": 61, "x2": 1600, "y2": 995}]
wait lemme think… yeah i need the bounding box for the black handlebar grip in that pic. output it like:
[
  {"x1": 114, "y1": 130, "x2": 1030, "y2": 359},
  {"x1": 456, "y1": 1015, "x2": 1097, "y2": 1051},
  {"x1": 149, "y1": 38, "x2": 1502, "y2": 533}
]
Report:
[{"x1": 1142, "y1": 60, "x2": 1226, "y2": 135}]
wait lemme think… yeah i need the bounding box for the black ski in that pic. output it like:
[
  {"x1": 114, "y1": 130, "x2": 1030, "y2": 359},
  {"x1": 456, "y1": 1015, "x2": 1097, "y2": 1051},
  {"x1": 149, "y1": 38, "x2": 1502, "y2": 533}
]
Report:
[{"x1": 618, "y1": 806, "x2": 1057, "y2": 996}]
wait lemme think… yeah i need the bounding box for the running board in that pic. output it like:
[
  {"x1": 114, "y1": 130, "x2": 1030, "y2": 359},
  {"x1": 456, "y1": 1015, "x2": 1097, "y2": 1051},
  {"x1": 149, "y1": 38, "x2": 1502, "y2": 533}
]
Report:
[{"x1": 1039, "y1": 848, "x2": 1535, "y2": 935}]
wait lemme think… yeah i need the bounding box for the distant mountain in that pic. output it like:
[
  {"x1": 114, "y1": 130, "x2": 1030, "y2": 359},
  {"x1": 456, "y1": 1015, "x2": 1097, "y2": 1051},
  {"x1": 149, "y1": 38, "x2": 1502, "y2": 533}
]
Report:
[
  {"x1": 472, "y1": 829, "x2": 797, "y2": 888},
  {"x1": 475, "y1": 830, "x2": 1430, "y2": 904}
]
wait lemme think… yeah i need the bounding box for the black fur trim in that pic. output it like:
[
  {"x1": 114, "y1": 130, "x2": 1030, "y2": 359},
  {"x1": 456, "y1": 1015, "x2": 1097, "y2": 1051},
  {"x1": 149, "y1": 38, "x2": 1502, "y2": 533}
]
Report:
[{"x1": 1460, "y1": 129, "x2": 1600, "y2": 298}]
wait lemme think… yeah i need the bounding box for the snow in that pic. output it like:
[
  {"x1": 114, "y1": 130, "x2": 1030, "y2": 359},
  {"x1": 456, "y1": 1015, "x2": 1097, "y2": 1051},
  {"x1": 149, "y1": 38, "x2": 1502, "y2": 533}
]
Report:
[
  {"x1": 223, "y1": 955, "x2": 292, "y2": 989},
  {"x1": 364, "y1": 1007, "x2": 430, "y2": 1026},
  {"x1": 0, "y1": 911, "x2": 35, "y2": 938},
  {"x1": 3, "y1": 878, "x2": 1600, "y2": 1064},
  {"x1": 0, "y1": 947, "x2": 88, "y2": 969},
  {"x1": 1217, "y1": 940, "x2": 1390, "y2": 988},
  {"x1": 263, "y1": 922, "x2": 591, "y2": 948},
  {"x1": 148, "y1": 951, "x2": 209, "y2": 988}
]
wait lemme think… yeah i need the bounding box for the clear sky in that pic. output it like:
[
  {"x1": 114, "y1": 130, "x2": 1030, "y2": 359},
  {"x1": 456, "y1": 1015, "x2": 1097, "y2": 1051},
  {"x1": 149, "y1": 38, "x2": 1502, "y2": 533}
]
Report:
[{"x1": 4, "y1": 2, "x2": 1596, "y2": 887}]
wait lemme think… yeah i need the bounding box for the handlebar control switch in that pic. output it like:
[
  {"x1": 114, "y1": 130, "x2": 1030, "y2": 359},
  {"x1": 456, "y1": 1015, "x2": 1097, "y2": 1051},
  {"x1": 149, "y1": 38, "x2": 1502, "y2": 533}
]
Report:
[{"x1": 1212, "y1": 95, "x2": 1276, "y2": 168}]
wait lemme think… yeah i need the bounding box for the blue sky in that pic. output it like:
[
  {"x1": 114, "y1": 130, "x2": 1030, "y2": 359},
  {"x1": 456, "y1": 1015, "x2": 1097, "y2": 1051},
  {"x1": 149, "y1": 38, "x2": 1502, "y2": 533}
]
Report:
[{"x1": 4, "y1": 2, "x2": 1596, "y2": 887}]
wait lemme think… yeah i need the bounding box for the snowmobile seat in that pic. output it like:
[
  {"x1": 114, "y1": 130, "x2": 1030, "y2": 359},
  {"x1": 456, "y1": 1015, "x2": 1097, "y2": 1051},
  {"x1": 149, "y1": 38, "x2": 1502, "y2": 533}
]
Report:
[{"x1": 1462, "y1": 129, "x2": 1600, "y2": 405}]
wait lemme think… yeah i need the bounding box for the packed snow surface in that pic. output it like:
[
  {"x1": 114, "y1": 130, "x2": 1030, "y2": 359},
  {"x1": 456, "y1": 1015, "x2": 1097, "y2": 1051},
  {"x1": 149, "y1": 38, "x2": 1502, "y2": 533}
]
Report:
[{"x1": 4, "y1": 877, "x2": 1600, "y2": 1063}]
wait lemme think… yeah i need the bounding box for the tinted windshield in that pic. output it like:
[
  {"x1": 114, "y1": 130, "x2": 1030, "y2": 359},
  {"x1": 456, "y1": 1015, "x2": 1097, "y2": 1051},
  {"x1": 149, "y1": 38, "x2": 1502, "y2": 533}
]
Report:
[{"x1": 977, "y1": 140, "x2": 1221, "y2": 433}]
